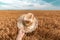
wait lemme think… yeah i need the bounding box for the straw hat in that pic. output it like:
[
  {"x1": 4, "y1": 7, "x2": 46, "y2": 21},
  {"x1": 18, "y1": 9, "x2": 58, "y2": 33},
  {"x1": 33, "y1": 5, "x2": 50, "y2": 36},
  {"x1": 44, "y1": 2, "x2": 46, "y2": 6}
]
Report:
[{"x1": 17, "y1": 13, "x2": 38, "y2": 33}]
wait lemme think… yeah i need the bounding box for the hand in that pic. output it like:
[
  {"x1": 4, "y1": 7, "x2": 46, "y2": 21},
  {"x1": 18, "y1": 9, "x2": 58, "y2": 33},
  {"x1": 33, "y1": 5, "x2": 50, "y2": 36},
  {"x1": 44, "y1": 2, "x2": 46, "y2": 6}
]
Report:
[{"x1": 16, "y1": 28, "x2": 25, "y2": 40}]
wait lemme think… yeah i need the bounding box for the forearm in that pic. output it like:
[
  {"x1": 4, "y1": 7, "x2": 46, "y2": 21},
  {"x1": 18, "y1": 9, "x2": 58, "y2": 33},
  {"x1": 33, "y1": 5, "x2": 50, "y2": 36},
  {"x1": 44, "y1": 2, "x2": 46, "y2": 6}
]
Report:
[{"x1": 16, "y1": 29, "x2": 25, "y2": 40}]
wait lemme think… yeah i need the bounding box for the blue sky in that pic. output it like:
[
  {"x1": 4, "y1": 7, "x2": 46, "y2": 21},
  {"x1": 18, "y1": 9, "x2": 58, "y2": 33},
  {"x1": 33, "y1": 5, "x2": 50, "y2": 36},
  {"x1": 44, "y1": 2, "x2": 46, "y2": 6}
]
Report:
[{"x1": 0, "y1": 0, "x2": 60, "y2": 10}]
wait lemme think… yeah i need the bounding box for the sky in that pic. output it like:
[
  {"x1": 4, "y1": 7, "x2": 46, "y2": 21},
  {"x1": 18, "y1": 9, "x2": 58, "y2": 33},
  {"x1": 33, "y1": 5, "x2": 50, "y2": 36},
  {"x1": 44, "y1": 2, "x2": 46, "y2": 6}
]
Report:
[{"x1": 0, "y1": 0, "x2": 60, "y2": 10}]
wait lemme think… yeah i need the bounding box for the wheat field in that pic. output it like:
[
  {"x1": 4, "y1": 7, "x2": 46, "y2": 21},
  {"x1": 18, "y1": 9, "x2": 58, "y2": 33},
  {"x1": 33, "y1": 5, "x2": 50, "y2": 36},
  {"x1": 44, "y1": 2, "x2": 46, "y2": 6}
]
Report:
[{"x1": 0, "y1": 10, "x2": 60, "y2": 40}]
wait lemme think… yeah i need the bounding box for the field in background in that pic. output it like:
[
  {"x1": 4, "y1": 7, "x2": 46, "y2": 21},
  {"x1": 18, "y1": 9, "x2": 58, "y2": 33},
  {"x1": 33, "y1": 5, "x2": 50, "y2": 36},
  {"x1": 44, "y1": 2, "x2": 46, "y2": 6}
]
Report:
[{"x1": 0, "y1": 10, "x2": 60, "y2": 40}]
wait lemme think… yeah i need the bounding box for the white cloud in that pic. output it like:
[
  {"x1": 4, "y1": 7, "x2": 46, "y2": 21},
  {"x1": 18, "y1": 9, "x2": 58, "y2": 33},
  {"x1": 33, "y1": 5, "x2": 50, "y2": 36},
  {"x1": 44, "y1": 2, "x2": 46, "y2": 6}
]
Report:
[{"x1": 0, "y1": 0, "x2": 60, "y2": 10}]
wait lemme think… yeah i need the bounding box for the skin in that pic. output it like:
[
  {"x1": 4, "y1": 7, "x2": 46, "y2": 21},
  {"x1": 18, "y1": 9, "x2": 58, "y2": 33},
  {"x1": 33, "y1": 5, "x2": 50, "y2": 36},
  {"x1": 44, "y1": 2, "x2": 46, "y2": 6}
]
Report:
[
  {"x1": 16, "y1": 13, "x2": 33, "y2": 40},
  {"x1": 16, "y1": 13, "x2": 38, "y2": 40},
  {"x1": 16, "y1": 27, "x2": 25, "y2": 40}
]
